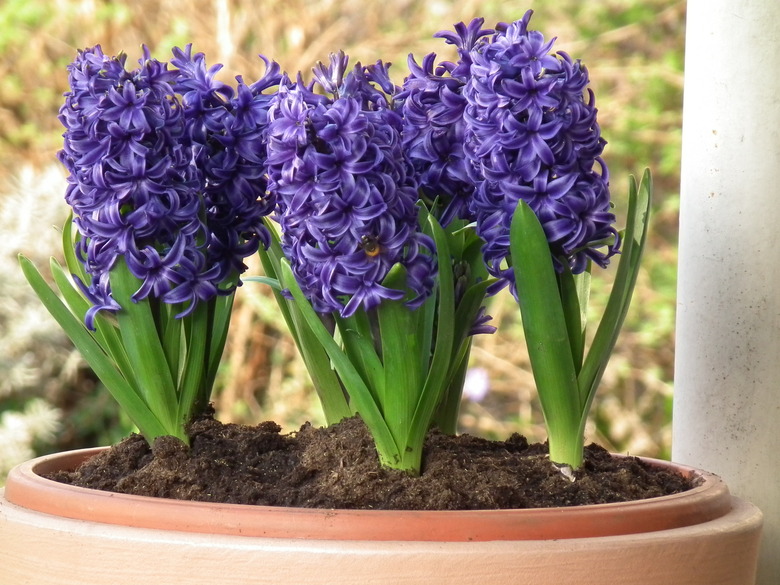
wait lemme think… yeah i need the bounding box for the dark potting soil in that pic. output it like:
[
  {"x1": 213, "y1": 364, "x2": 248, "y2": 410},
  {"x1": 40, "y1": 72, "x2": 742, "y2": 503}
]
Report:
[{"x1": 47, "y1": 414, "x2": 693, "y2": 510}]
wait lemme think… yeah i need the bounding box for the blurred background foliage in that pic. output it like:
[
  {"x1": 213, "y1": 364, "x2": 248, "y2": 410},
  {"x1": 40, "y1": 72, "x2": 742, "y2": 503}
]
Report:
[{"x1": 0, "y1": 0, "x2": 685, "y2": 481}]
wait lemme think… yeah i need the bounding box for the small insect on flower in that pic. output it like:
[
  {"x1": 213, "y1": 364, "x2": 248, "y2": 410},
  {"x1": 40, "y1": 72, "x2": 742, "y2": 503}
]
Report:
[{"x1": 359, "y1": 235, "x2": 381, "y2": 257}]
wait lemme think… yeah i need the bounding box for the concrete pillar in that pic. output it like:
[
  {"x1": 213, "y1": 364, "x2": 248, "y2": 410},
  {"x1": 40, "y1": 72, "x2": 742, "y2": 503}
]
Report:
[{"x1": 675, "y1": 2, "x2": 780, "y2": 583}]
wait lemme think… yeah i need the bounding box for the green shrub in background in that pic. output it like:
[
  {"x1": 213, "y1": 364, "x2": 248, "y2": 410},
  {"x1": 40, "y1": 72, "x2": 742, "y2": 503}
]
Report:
[{"x1": 0, "y1": 0, "x2": 684, "y2": 481}]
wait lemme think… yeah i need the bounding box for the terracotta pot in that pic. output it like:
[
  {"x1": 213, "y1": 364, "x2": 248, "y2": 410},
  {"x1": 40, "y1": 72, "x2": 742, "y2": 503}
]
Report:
[{"x1": 0, "y1": 447, "x2": 762, "y2": 585}]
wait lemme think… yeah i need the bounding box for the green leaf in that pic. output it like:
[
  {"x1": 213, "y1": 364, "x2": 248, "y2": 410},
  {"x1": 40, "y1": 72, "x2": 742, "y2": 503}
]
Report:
[
  {"x1": 432, "y1": 277, "x2": 494, "y2": 432},
  {"x1": 19, "y1": 254, "x2": 168, "y2": 440},
  {"x1": 432, "y1": 342, "x2": 471, "y2": 434},
  {"x1": 292, "y1": 307, "x2": 354, "y2": 424},
  {"x1": 61, "y1": 213, "x2": 90, "y2": 286},
  {"x1": 256, "y1": 219, "x2": 304, "y2": 350},
  {"x1": 461, "y1": 230, "x2": 491, "y2": 283},
  {"x1": 407, "y1": 213, "x2": 457, "y2": 445},
  {"x1": 243, "y1": 275, "x2": 283, "y2": 291},
  {"x1": 49, "y1": 257, "x2": 137, "y2": 388},
  {"x1": 415, "y1": 282, "x2": 436, "y2": 380},
  {"x1": 109, "y1": 257, "x2": 181, "y2": 439},
  {"x1": 278, "y1": 259, "x2": 397, "y2": 461},
  {"x1": 376, "y1": 264, "x2": 422, "y2": 453},
  {"x1": 257, "y1": 228, "x2": 352, "y2": 423},
  {"x1": 158, "y1": 300, "x2": 184, "y2": 387},
  {"x1": 176, "y1": 300, "x2": 209, "y2": 426},
  {"x1": 577, "y1": 170, "x2": 652, "y2": 413},
  {"x1": 203, "y1": 291, "x2": 234, "y2": 395},
  {"x1": 557, "y1": 265, "x2": 591, "y2": 374},
  {"x1": 335, "y1": 312, "x2": 385, "y2": 406},
  {"x1": 450, "y1": 279, "x2": 494, "y2": 359},
  {"x1": 509, "y1": 201, "x2": 582, "y2": 467},
  {"x1": 49, "y1": 256, "x2": 96, "y2": 325}
]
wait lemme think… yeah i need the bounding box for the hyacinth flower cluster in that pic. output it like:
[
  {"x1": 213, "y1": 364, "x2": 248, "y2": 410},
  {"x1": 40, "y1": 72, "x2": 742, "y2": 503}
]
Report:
[
  {"x1": 265, "y1": 53, "x2": 434, "y2": 318},
  {"x1": 399, "y1": 10, "x2": 651, "y2": 468},
  {"x1": 171, "y1": 45, "x2": 283, "y2": 277},
  {"x1": 463, "y1": 13, "x2": 620, "y2": 284},
  {"x1": 22, "y1": 10, "x2": 650, "y2": 475},
  {"x1": 256, "y1": 53, "x2": 494, "y2": 473},
  {"x1": 59, "y1": 46, "x2": 203, "y2": 327},
  {"x1": 20, "y1": 45, "x2": 282, "y2": 444},
  {"x1": 396, "y1": 19, "x2": 492, "y2": 228}
]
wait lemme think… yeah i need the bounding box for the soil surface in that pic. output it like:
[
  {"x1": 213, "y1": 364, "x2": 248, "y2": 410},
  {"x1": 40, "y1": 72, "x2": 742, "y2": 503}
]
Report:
[{"x1": 47, "y1": 414, "x2": 693, "y2": 510}]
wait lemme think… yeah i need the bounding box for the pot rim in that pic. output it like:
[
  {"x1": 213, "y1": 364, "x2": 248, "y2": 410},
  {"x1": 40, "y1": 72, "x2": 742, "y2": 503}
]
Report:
[{"x1": 3, "y1": 447, "x2": 733, "y2": 541}]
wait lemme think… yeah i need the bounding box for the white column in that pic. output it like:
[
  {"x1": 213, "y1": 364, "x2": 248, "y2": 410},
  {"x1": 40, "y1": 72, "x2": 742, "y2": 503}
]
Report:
[{"x1": 675, "y1": 2, "x2": 780, "y2": 583}]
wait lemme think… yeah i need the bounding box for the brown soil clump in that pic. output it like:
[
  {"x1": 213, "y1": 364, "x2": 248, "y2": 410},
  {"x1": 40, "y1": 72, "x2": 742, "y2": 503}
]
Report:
[{"x1": 48, "y1": 415, "x2": 692, "y2": 510}]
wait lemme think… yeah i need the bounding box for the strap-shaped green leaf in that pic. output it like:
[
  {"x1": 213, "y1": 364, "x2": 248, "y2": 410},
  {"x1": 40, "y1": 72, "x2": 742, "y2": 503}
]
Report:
[
  {"x1": 256, "y1": 218, "x2": 298, "y2": 345},
  {"x1": 203, "y1": 291, "x2": 234, "y2": 396},
  {"x1": 176, "y1": 299, "x2": 209, "y2": 426},
  {"x1": 109, "y1": 257, "x2": 181, "y2": 438},
  {"x1": 432, "y1": 277, "x2": 494, "y2": 432},
  {"x1": 278, "y1": 259, "x2": 398, "y2": 463},
  {"x1": 406, "y1": 212, "x2": 457, "y2": 459},
  {"x1": 557, "y1": 265, "x2": 591, "y2": 374},
  {"x1": 257, "y1": 224, "x2": 352, "y2": 423},
  {"x1": 335, "y1": 313, "x2": 385, "y2": 406},
  {"x1": 49, "y1": 257, "x2": 138, "y2": 388},
  {"x1": 61, "y1": 214, "x2": 89, "y2": 286},
  {"x1": 19, "y1": 254, "x2": 168, "y2": 439},
  {"x1": 376, "y1": 264, "x2": 423, "y2": 454},
  {"x1": 577, "y1": 171, "x2": 652, "y2": 413},
  {"x1": 244, "y1": 276, "x2": 283, "y2": 291},
  {"x1": 157, "y1": 300, "x2": 184, "y2": 387},
  {"x1": 31, "y1": 215, "x2": 233, "y2": 443},
  {"x1": 509, "y1": 201, "x2": 582, "y2": 466}
]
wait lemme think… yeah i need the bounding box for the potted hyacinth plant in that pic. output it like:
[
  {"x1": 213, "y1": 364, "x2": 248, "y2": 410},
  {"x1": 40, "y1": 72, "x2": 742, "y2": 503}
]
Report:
[
  {"x1": 256, "y1": 29, "x2": 642, "y2": 475},
  {"x1": 17, "y1": 44, "x2": 283, "y2": 447},
  {"x1": 1, "y1": 10, "x2": 762, "y2": 585}
]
